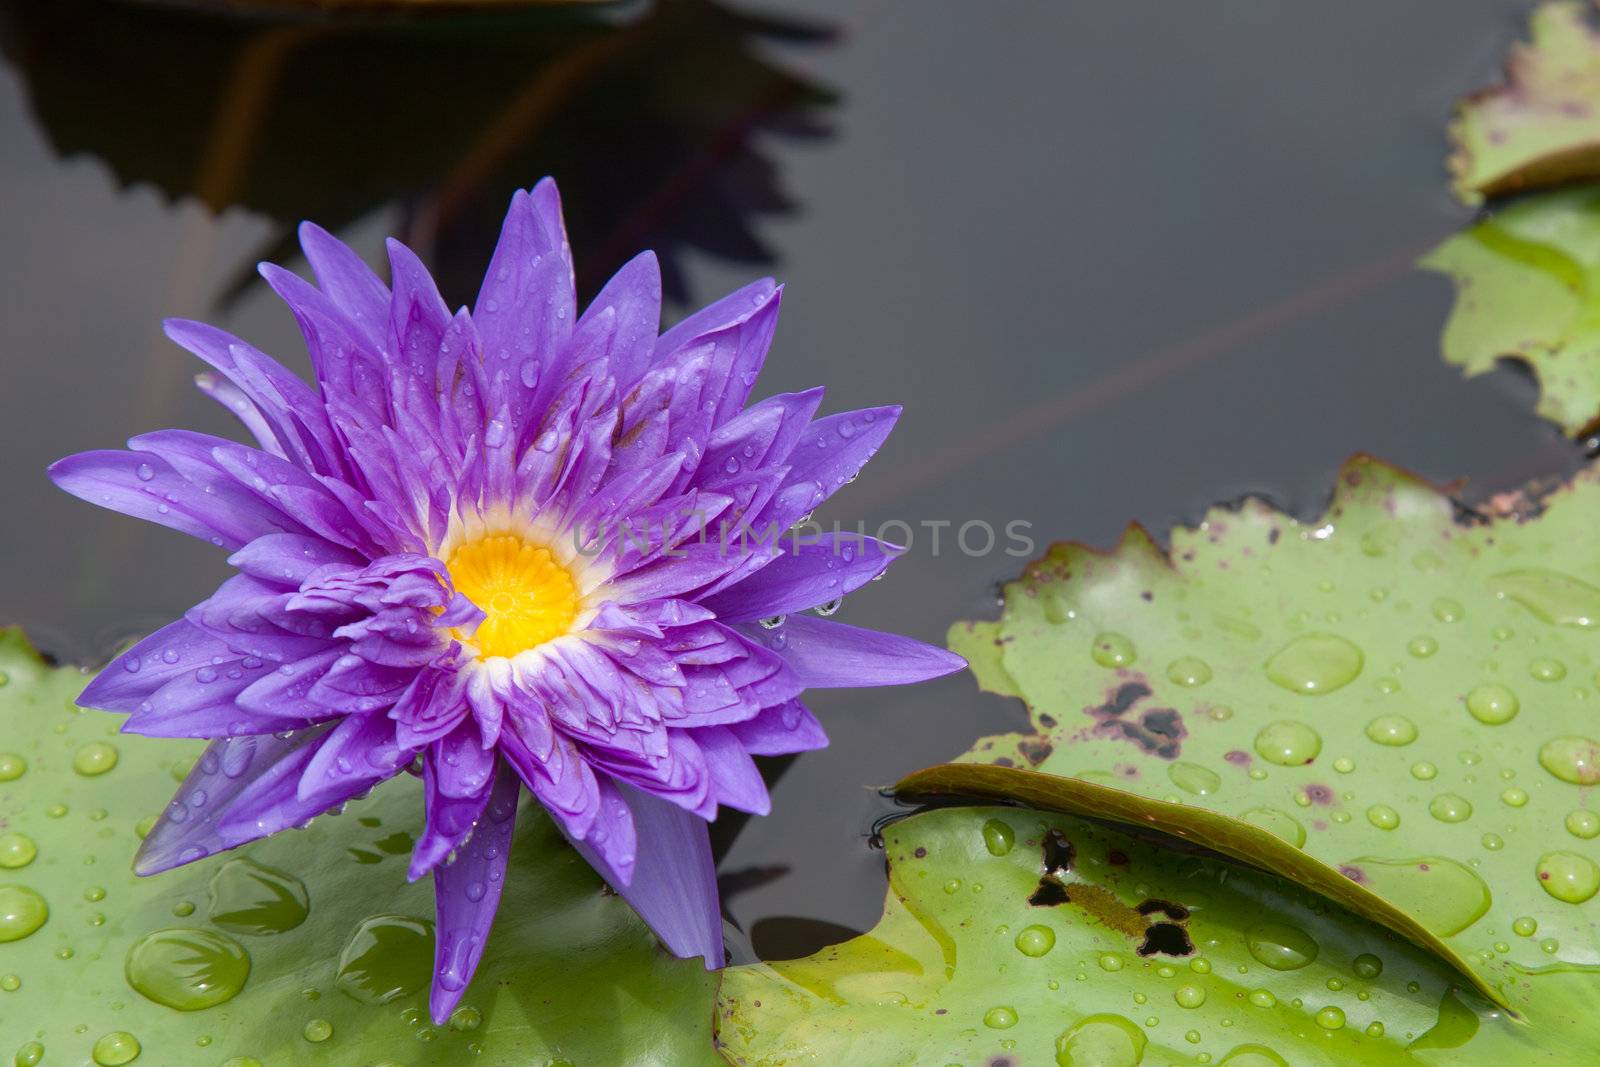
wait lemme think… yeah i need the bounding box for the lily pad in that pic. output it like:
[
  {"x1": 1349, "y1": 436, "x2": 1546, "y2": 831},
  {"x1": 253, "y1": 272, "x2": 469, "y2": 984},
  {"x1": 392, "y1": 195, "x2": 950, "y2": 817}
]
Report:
[
  {"x1": 0, "y1": 628, "x2": 720, "y2": 1065},
  {"x1": 1420, "y1": 184, "x2": 1600, "y2": 436},
  {"x1": 1448, "y1": 2, "x2": 1600, "y2": 202},
  {"x1": 716, "y1": 804, "x2": 1579, "y2": 1065},
  {"x1": 910, "y1": 456, "x2": 1600, "y2": 1028}
]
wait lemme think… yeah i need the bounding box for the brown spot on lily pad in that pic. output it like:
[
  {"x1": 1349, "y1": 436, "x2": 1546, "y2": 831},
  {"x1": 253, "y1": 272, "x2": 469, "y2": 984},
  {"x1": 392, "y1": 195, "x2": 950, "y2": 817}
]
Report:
[
  {"x1": 1340, "y1": 864, "x2": 1368, "y2": 884},
  {"x1": 1018, "y1": 737, "x2": 1054, "y2": 766},
  {"x1": 1084, "y1": 680, "x2": 1186, "y2": 759},
  {"x1": 1042, "y1": 828, "x2": 1075, "y2": 876}
]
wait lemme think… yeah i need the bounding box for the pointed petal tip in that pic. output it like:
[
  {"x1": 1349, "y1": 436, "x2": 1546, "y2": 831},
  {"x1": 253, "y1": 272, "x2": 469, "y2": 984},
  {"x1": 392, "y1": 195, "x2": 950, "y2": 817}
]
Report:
[{"x1": 428, "y1": 978, "x2": 464, "y2": 1027}]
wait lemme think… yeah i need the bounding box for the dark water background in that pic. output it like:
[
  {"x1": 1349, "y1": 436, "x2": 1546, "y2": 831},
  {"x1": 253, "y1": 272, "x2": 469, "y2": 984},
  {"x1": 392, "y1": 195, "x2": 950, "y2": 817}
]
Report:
[{"x1": 0, "y1": 0, "x2": 1579, "y2": 958}]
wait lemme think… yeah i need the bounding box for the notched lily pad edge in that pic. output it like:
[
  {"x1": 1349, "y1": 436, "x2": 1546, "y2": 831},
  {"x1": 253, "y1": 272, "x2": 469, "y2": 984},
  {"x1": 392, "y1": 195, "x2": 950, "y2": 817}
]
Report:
[{"x1": 1447, "y1": 1, "x2": 1600, "y2": 203}]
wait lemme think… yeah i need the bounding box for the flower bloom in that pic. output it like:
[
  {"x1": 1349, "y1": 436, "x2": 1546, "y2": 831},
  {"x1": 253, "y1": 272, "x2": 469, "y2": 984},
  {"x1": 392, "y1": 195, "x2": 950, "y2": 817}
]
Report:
[{"x1": 50, "y1": 179, "x2": 963, "y2": 1022}]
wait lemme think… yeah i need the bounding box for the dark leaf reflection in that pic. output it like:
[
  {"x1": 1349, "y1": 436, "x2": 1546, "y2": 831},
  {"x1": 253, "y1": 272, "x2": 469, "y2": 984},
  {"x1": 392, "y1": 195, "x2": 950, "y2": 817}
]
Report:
[{"x1": 0, "y1": 0, "x2": 838, "y2": 307}]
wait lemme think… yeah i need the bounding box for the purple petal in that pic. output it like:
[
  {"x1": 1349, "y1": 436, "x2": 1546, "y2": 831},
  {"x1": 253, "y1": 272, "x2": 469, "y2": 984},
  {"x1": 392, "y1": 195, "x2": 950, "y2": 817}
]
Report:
[
  {"x1": 193, "y1": 372, "x2": 285, "y2": 456},
  {"x1": 48, "y1": 448, "x2": 289, "y2": 550},
  {"x1": 135, "y1": 728, "x2": 330, "y2": 875},
  {"x1": 296, "y1": 711, "x2": 414, "y2": 806},
  {"x1": 431, "y1": 720, "x2": 496, "y2": 798},
  {"x1": 742, "y1": 614, "x2": 967, "y2": 688},
  {"x1": 214, "y1": 723, "x2": 389, "y2": 846},
  {"x1": 578, "y1": 250, "x2": 661, "y2": 389},
  {"x1": 567, "y1": 780, "x2": 722, "y2": 965},
  {"x1": 699, "y1": 535, "x2": 900, "y2": 622},
  {"x1": 80, "y1": 619, "x2": 236, "y2": 713},
  {"x1": 386, "y1": 237, "x2": 452, "y2": 379},
  {"x1": 655, "y1": 278, "x2": 776, "y2": 362},
  {"x1": 691, "y1": 725, "x2": 770, "y2": 815},
  {"x1": 299, "y1": 221, "x2": 390, "y2": 350},
  {"x1": 228, "y1": 533, "x2": 364, "y2": 586},
  {"x1": 474, "y1": 182, "x2": 575, "y2": 422},
  {"x1": 410, "y1": 755, "x2": 493, "y2": 881},
  {"x1": 728, "y1": 699, "x2": 829, "y2": 756},
  {"x1": 430, "y1": 760, "x2": 519, "y2": 1024}
]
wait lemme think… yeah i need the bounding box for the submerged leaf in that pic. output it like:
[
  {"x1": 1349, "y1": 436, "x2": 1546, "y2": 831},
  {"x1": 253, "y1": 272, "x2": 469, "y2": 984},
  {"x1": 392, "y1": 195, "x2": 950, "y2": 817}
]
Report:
[
  {"x1": 0, "y1": 629, "x2": 719, "y2": 1064},
  {"x1": 717, "y1": 805, "x2": 1579, "y2": 1065},
  {"x1": 914, "y1": 456, "x2": 1600, "y2": 1032},
  {"x1": 1449, "y1": 2, "x2": 1600, "y2": 202},
  {"x1": 1421, "y1": 184, "x2": 1600, "y2": 436}
]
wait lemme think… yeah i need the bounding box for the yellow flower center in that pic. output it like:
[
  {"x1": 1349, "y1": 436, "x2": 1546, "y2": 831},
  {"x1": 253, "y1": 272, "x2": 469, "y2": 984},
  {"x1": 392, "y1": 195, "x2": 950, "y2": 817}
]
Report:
[{"x1": 445, "y1": 535, "x2": 579, "y2": 659}]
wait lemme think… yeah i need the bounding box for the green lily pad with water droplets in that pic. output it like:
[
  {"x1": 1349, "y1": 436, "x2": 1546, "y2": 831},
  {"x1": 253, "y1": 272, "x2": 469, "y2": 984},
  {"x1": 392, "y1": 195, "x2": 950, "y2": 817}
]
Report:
[
  {"x1": 1421, "y1": 183, "x2": 1600, "y2": 437},
  {"x1": 0, "y1": 627, "x2": 720, "y2": 1065},
  {"x1": 715, "y1": 804, "x2": 1585, "y2": 1065},
  {"x1": 1448, "y1": 2, "x2": 1600, "y2": 204},
  {"x1": 907, "y1": 456, "x2": 1600, "y2": 1034}
]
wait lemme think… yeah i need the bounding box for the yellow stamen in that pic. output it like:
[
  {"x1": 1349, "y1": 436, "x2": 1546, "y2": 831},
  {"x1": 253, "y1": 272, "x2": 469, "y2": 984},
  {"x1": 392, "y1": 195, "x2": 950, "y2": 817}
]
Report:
[{"x1": 445, "y1": 535, "x2": 579, "y2": 659}]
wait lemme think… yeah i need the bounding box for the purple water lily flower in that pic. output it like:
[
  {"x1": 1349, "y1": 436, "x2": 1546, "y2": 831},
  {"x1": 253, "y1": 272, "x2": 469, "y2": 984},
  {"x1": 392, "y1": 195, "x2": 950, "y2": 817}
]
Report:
[{"x1": 50, "y1": 179, "x2": 963, "y2": 1023}]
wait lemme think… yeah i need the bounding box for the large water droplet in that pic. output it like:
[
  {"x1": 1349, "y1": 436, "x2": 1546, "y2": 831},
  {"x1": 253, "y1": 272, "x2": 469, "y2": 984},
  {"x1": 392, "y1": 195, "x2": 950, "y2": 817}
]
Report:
[
  {"x1": 208, "y1": 857, "x2": 309, "y2": 935},
  {"x1": 1364, "y1": 715, "x2": 1418, "y2": 746},
  {"x1": 1264, "y1": 633, "x2": 1363, "y2": 695},
  {"x1": 0, "y1": 834, "x2": 36, "y2": 870},
  {"x1": 1090, "y1": 633, "x2": 1137, "y2": 668},
  {"x1": 90, "y1": 1031, "x2": 141, "y2": 1066},
  {"x1": 1167, "y1": 762, "x2": 1221, "y2": 796},
  {"x1": 1465, "y1": 684, "x2": 1519, "y2": 726},
  {"x1": 1015, "y1": 925, "x2": 1056, "y2": 958},
  {"x1": 73, "y1": 741, "x2": 119, "y2": 776},
  {"x1": 983, "y1": 1005, "x2": 1018, "y2": 1029},
  {"x1": 1239, "y1": 807, "x2": 1305, "y2": 847},
  {"x1": 1343, "y1": 857, "x2": 1490, "y2": 935},
  {"x1": 1539, "y1": 736, "x2": 1600, "y2": 784},
  {"x1": 1244, "y1": 921, "x2": 1318, "y2": 970},
  {"x1": 1566, "y1": 810, "x2": 1600, "y2": 839},
  {"x1": 336, "y1": 914, "x2": 434, "y2": 1005},
  {"x1": 1054, "y1": 1014, "x2": 1146, "y2": 1067},
  {"x1": 1174, "y1": 984, "x2": 1206, "y2": 1008},
  {"x1": 1366, "y1": 804, "x2": 1400, "y2": 830},
  {"x1": 0, "y1": 886, "x2": 47, "y2": 942},
  {"x1": 0, "y1": 754, "x2": 26, "y2": 781},
  {"x1": 1218, "y1": 1044, "x2": 1288, "y2": 1066},
  {"x1": 1490, "y1": 569, "x2": 1600, "y2": 628},
  {"x1": 1166, "y1": 657, "x2": 1212, "y2": 687},
  {"x1": 125, "y1": 928, "x2": 250, "y2": 1010},
  {"x1": 982, "y1": 818, "x2": 1015, "y2": 856},
  {"x1": 1352, "y1": 952, "x2": 1383, "y2": 979},
  {"x1": 1252, "y1": 720, "x2": 1322, "y2": 766},
  {"x1": 1429, "y1": 793, "x2": 1474, "y2": 823},
  {"x1": 1537, "y1": 851, "x2": 1600, "y2": 903}
]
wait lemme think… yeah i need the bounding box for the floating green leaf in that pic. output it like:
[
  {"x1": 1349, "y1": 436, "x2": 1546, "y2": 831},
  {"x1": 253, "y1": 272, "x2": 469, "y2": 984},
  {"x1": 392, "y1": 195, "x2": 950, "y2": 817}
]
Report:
[
  {"x1": 910, "y1": 457, "x2": 1600, "y2": 1034},
  {"x1": 1448, "y1": 2, "x2": 1600, "y2": 202},
  {"x1": 1420, "y1": 184, "x2": 1600, "y2": 436},
  {"x1": 0, "y1": 628, "x2": 720, "y2": 1065},
  {"x1": 716, "y1": 804, "x2": 1583, "y2": 1065}
]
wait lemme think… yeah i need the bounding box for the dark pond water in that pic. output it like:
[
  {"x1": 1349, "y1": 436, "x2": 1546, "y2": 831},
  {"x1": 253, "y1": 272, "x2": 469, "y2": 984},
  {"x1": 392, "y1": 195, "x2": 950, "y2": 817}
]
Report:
[{"x1": 0, "y1": 0, "x2": 1579, "y2": 958}]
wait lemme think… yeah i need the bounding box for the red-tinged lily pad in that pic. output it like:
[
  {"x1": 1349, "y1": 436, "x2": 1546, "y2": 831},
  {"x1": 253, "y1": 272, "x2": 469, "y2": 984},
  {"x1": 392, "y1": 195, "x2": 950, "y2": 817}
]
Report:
[{"x1": 1449, "y1": 2, "x2": 1600, "y2": 202}]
